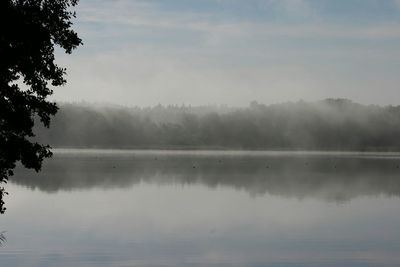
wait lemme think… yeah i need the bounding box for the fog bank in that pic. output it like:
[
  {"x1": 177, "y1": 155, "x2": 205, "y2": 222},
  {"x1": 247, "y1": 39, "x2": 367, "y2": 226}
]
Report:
[{"x1": 34, "y1": 99, "x2": 400, "y2": 151}]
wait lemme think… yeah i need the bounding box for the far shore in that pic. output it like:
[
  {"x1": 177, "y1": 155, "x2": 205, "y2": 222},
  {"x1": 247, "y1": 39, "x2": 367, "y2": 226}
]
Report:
[{"x1": 50, "y1": 147, "x2": 400, "y2": 156}]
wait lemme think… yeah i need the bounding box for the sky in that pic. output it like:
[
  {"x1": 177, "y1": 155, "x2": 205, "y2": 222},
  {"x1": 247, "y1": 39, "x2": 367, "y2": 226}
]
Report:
[{"x1": 53, "y1": 0, "x2": 400, "y2": 107}]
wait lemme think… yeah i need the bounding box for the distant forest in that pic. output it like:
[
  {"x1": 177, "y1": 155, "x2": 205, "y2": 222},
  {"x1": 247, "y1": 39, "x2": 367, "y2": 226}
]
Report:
[{"x1": 34, "y1": 99, "x2": 400, "y2": 151}]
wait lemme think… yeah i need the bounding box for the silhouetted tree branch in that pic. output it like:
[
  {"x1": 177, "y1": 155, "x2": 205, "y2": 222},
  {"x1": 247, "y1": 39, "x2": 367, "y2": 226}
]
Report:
[{"x1": 0, "y1": 0, "x2": 81, "y2": 213}]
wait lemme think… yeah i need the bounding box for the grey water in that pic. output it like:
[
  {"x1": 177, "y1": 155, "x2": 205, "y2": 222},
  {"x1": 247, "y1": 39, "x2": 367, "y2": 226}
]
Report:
[{"x1": 1, "y1": 149, "x2": 400, "y2": 267}]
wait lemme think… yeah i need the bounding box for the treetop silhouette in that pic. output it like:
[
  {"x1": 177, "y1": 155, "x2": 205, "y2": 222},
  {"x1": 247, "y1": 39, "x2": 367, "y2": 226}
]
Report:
[{"x1": 0, "y1": 0, "x2": 81, "y2": 213}]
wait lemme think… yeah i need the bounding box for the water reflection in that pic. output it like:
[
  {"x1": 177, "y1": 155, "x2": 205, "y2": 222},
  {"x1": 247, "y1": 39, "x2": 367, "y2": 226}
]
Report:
[
  {"x1": 3, "y1": 150, "x2": 400, "y2": 267},
  {"x1": 12, "y1": 150, "x2": 400, "y2": 202},
  {"x1": 0, "y1": 231, "x2": 6, "y2": 246}
]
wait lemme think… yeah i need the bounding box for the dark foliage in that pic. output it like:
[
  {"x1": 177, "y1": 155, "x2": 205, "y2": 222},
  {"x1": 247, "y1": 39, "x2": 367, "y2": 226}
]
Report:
[
  {"x1": 0, "y1": 0, "x2": 81, "y2": 213},
  {"x1": 35, "y1": 99, "x2": 400, "y2": 151}
]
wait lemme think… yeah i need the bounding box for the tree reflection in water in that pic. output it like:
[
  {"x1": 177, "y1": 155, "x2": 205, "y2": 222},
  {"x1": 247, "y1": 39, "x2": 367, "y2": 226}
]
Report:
[
  {"x1": 11, "y1": 150, "x2": 400, "y2": 203},
  {"x1": 0, "y1": 231, "x2": 6, "y2": 246}
]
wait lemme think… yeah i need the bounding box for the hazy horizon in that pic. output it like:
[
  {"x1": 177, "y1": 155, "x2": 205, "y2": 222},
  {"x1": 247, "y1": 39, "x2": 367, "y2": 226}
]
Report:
[
  {"x1": 33, "y1": 99, "x2": 400, "y2": 151},
  {"x1": 52, "y1": 98, "x2": 400, "y2": 109}
]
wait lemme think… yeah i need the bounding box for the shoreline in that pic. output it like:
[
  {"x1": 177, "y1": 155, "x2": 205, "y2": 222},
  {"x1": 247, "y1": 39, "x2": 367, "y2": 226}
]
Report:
[{"x1": 50, "y1": 147, "x2": 400, "y2": 157}]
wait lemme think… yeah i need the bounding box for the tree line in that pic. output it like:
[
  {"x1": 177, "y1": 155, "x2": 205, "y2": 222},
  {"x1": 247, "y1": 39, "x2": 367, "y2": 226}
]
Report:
[{"x1": 34, "y1": 99, "x2": 400, "y2": 151}]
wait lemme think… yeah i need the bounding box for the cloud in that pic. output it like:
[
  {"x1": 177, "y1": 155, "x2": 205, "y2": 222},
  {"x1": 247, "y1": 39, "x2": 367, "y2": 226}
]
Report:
[
  {"x1": 54, "y1": 0, "x2": 400, "y2": 106},
  {"x1": 76, "y1": 0, "x2": 400, "y2": 45}
]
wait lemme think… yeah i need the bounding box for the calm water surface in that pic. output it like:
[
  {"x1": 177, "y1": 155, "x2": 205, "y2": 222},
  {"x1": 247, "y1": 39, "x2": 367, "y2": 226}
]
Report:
[{"x1": 1, "y1": 149, "x2": 400, "y2": 267}]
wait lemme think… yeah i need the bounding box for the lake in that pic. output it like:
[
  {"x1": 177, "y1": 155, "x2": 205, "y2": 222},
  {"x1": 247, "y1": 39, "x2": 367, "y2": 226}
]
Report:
[{"x1": 1, "y1": 149, "x2": 400, "y2": 267}]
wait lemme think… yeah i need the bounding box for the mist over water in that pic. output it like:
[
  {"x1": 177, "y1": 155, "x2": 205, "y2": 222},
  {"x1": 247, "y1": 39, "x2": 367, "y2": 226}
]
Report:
[
  {"x1": 34, "y1": 99, "x2": 400, "y2": 150},
  {"x1": 12, "y1": 149, "x2": 400, "y2": 202},
  {"x1": 4, "y1": 1, "x2": 400, "y2": 266},
  {"x1": 2, "y1": 150, "x2": 400, "y2": 267}
]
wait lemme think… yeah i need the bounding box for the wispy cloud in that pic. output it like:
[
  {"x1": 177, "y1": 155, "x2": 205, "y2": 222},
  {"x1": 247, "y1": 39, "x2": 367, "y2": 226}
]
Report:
[
  {"x1": 76, "y1": 0, "x2": 400, "y2": 43},
  {"x1": 57, "y1": 0, "x2": 400, "y2": 106}
]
